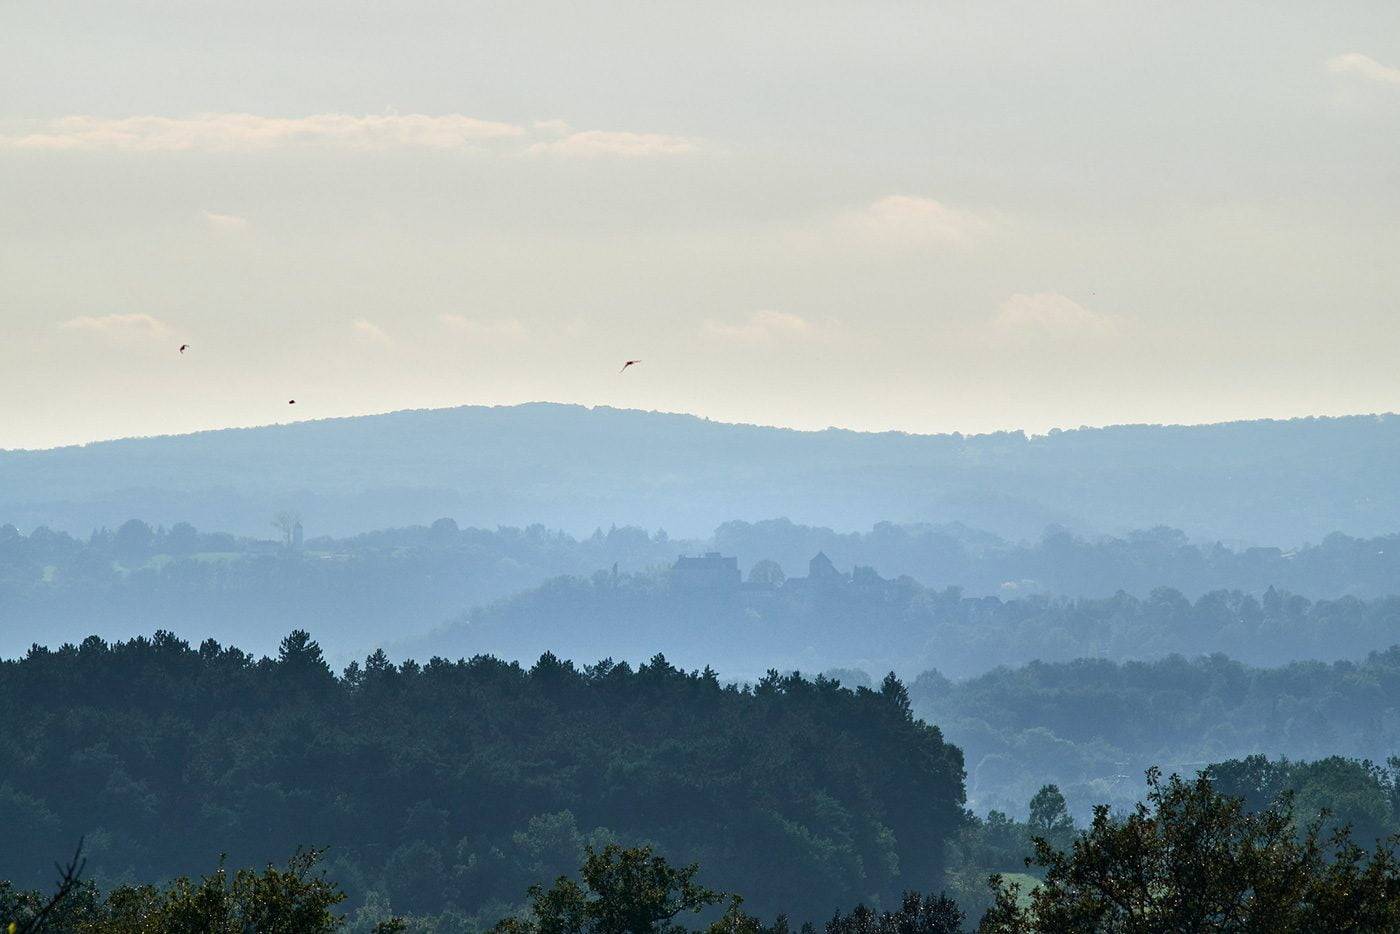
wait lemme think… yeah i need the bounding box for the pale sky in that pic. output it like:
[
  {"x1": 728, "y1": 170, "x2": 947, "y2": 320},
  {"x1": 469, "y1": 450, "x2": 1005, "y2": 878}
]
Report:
[{"x1": 2, "y1": 1, "x2": 1398, "y2": 450}]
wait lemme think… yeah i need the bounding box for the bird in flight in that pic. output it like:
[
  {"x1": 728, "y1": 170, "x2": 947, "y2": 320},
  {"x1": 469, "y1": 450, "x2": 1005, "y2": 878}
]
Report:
[
  {"x1": 620, "y1": 360, "x2": 641, "y2": 373},
  {"x1": 179, "y1": 344, "x2": 189, "y2": 354}
]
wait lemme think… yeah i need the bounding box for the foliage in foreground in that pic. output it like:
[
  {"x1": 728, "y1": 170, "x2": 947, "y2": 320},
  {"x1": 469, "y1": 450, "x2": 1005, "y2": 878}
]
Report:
[
  {"x1": 980, "y1": 768, "x2": 1400, "y2": 931},
  {"x1": 490, "y1": 842, "x2": 966, "y2": 934},
  {"x1": 490, "y1": 843, "x2": 729, "y2": 934},
  {"x1": 0, "y1": 849, "x2": 345, "y2": 934},
  {"x1": 2, "y1": 841, "x2": 965, "y2": 934},
  {"x1": 13, "y1": 764, "x2": 1400, "y2": 934}
]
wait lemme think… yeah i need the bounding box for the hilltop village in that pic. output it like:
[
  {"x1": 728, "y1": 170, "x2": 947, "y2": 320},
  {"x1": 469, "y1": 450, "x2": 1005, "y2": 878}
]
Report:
[{"x1": 671, "y1": 550, "x2": 900, "y2": 596}]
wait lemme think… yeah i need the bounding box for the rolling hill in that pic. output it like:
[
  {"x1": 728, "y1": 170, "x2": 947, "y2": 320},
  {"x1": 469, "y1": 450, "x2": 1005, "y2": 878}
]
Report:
[{"x1": 2, "y1": 403, "x2": 1398, "y2": 544}]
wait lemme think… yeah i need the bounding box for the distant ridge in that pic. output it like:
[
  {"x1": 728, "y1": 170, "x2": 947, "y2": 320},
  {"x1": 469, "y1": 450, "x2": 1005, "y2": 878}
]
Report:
[
  {"x1": 7, "y1": 401, "x2": 1399, "y2": 454},
  {"x1": 3, "y1": 402, "x2": 1399, "y2": 542}
]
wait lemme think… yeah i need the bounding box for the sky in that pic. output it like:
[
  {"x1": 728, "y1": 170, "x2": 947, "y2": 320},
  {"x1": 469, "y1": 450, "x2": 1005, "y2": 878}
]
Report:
[{"x1": 1, "y1": 1, "x2": 1398, "y2": 450}]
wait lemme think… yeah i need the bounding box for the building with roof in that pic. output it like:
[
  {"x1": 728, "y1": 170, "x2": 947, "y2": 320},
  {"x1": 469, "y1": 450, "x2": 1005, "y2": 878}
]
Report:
[{"x1": 671, "y1": 551, "x2": 741, "y2": 591}]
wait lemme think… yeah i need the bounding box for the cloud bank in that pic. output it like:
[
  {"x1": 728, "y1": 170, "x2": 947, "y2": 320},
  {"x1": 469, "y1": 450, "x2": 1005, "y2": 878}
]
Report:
[
  {"x1": 438, "y1": 314, "x2": 529, "y2": 340},
  {"x1": 1327, "y1": 52, "x2": 1400, "y2": 86},
  {"x1": 841, "y1": 195, "x2": 992, "y2": 248},
  {"x1": 203, "y1": 211, "x2": 250, "y2": 231},
  {"x1": 60, "y1": 313, "x2": 171, "y2": 341},
  {"x1": 528, "y1": 130, "x2": 698, "y2": 158},
  {"x1": 992, "y1": 293, "x2": 1122, "y2": 340},
  {"x1": 1, "y1": 113, "x2": 700, "y2": 158},
  {"x1": 703, "y1": 310, "x2": 832, "y2": 344},
  {"x1": 5, "y1": 113, "x2": 524, "y2": 152},
  {"x1": 351, "y1": 319, "x2": 392, "y2": 345}
]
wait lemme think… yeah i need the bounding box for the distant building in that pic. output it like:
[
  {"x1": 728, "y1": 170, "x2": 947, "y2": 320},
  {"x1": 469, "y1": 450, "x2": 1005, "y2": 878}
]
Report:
[
  {"x1": 785, "y1": 550, "x2": 847, "y2": 592},
  {"x1": 852, "y1": 565, "x2": 884, "y2": 587},
  {"x1": 671, "y1": 552, "x2": 741, "y2": 591},
  {"x1": 808, "y1": 551, "x2": 841, "y2": 582}
]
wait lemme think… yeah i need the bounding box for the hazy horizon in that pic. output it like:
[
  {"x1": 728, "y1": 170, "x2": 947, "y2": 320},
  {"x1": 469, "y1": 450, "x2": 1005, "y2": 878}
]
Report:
[
  {"x1": 7, "y1": 397, "x2": 1400, "y2": 454},
  {"x1": 8, "y1": 5, "x2": 1400, "y2": 927},
  {"x1": 4, "y1": 2, "x2": 1400, "y2": 449}
]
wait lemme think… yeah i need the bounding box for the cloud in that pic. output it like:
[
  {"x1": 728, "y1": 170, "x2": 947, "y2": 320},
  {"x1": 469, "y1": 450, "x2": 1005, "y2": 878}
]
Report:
[
  {"x1": 3, "y1": 112, "x2": 527, "y2": 152},
  {"x1": 1327, "y1": 52, "x2": 1400, "y2": 86},
  {"x1": 527, "y1": 130, "x2": 699, "y2": 158},
  {"x1": 351, "y1": 319, "x2": 392, "y2": 345},
  {"x1": 438, "y1": 314, "x2": 528, "y2": 340},
  {"x1": 702, "y1": 310, "x2": 833, "y2": 344},
  {"x1": 840, "y1": 195, "x2": 992, "y2": 247},
  {"x1": 0, "y1": 113, "x2": 704, "y2": 160},
  {"x1": 203, "y1": 211, "x2": 249, "y2": 231},
  {"x1": 60, "y1": 313, "x2": 171, "y2": 341},
  {"x1": 992, "y1": 293, "x2": 1122, "y2": 340}
]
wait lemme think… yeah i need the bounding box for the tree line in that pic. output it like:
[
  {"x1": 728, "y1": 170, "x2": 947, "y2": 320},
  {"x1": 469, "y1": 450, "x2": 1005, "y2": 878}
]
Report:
[
  {"x1": 0, "y1": 630, "x2": 963, "y2": 925},
  {"x1": 9, "y1": 764, "x2": 1400, "y2": 932},
  {"x1": 908, "y1": 645, "x2": 1400, "y2": 822}
]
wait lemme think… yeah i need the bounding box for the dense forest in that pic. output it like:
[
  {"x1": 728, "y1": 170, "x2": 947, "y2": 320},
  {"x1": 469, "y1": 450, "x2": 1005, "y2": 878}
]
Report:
[
  {"x1": 908, "y1": 648, "x2": 1400, "y2": 820},
  {"x1": 12, "y1": 516, "x2": 1400, "y2": 662},
  {"x1": 410, "y1": 565, "x2": 1400, "y2": 679},
  {"x1": 0, "y1": 631, "x2": 964, "y2": 926},
  {"x1": 5, "y1": 403, "x2": 1400, "y2": 544},
  {"x1": 8, "y1": 655, "x2": 1400, "y2": 934},
  {"x1": 12, "y1": 794, "x2": 1400, "y2": 934}
]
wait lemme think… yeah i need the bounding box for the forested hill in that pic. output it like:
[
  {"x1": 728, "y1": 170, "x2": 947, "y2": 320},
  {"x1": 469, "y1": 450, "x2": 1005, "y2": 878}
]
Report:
[
  {"x1": 407, "y1": 571, "x2": 1400, "y2": 680},
  {"x1": 909, "y1": 646, "x2": 1400, "y2": 823},
  {"x1": 10, "y1": 517, "x2": 1400, "y2": 662},
  {"x1": 3, "y1": 403, "x2": 1400, "y2": 543},
  {"x1": 0, "y1": 631, "x2": 965, "y2": 925}
]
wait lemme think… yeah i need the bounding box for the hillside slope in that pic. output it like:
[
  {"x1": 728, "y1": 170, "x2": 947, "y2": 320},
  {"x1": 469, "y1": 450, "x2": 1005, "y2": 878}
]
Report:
[{"x1": 3, "y1": 403, "x2": 1398, "y2": 543}]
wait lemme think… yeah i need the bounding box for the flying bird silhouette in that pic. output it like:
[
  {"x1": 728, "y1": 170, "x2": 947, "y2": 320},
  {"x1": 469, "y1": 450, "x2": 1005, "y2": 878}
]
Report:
[
  {"x1": 179, "y1": 344, "x2": 189, "y2": 354},
  {"x1": 620, "y1": 360, "x2": 641, "y2": 373}
]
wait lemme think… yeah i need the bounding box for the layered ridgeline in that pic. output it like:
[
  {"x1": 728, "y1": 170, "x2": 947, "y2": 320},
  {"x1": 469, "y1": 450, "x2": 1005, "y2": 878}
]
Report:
[
  {"x1": 907, "y1": 647, "x2": 1400, "y2": 821},
  {"x1": 4, "y1": 403, "x2": 1400, "y2": 543},
  {"x1": 401, "y1": 556, "x2": 1400, "y2": 680},
  {"x1": 0, "y1": 631, "x2": 964, "y2": 925},
  {"x1": 7, "y1": 515, "x2": 1400, "y2": 661}
]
